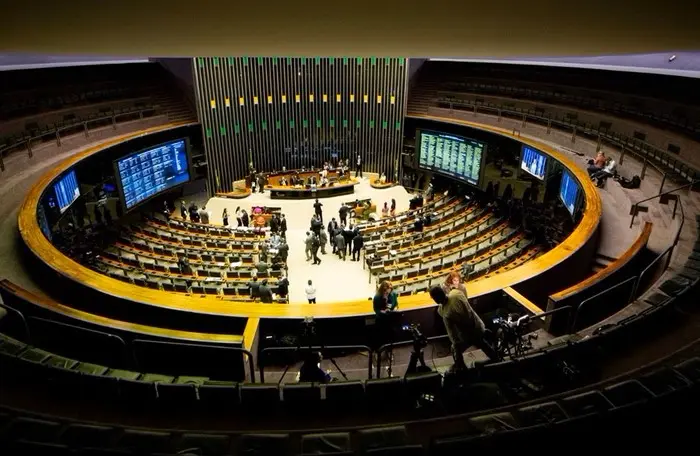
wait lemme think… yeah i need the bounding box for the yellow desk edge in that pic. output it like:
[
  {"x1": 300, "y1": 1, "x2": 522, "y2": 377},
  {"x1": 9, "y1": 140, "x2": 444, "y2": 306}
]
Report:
[
  {"x1": 0, "y1": 279, "x2": 242, "y2": 344},
  {"x1": 18, "y1": 117, "x2": 602, "y2": 319}
]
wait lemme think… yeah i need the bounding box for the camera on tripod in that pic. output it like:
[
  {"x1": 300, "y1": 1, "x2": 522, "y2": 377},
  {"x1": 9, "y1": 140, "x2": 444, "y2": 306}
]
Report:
[
  {"x1": 491, "y1": 313, "x2": 537, "y2": 359},
  {"x1": 402, "y1": 323, "x2": 428, "y2": 350}
]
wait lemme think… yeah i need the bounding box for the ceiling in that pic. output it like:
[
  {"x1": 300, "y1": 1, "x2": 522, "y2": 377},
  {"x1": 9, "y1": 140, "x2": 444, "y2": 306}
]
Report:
[{"x1": 2, "y1": 0, "x2": 699, "y2": 57}]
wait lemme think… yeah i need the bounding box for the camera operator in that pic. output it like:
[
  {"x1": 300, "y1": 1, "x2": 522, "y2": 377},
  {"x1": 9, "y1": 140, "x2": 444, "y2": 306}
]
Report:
[
  {"x1": 298, "y1": 351, "x2": 332, "y2": 384},
  {"x1": 429, "y1": 285, "x2": 498, "y2": 370}
]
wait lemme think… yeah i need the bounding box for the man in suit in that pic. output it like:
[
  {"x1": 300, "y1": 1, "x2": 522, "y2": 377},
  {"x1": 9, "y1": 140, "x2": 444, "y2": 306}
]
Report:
[
  {"x1": 328, "y1": 218, "x2": 339, "y2": 253},
  {"x1": 355, "y1": 154, "x2": 363, "y2": 178},
  {"x1": 279, "y1": 214, "x2": 288, "y2": 238},
  {"x1": 319, "y1": 227, "x2": 328, "y2": 255},
  {"x1": 334, "y1": 231, "x2": 346, "y2": 261},
  {"x1": 304, "y1": 232, "x2": 314, "y2": 261},
  {"x1": 258, "y1": 279, "x2": 273, "y2": 303},
  {"x1": 351, "y1": 231, "x2": 364, "y2": 261},
  {"x1": 313, "y1": 199, "x2": 323, "y2": 223},
  {"x1": 310, "y1": 214, "x2": 322, "y2": 235},
  {"x1": 338, "y1": 204, "x2": 349, "y2": 226}
]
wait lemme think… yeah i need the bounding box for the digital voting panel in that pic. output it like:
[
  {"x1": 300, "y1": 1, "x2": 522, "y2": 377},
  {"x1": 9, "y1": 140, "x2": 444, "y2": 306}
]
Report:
[{"x1": 116, "y1": 139, "x2": 190, "y2": 209}]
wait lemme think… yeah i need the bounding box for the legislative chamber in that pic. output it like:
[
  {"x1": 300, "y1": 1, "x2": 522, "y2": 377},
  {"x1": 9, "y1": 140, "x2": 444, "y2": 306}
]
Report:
[{"x1": 1, "y1": 18, "x2": 699, "y2": 454}]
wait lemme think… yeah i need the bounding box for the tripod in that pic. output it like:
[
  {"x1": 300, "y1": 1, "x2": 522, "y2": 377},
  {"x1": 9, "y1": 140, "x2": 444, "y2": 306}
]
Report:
[{"x1": 405, "y1": 341, "x2": 430, "y2": 376}]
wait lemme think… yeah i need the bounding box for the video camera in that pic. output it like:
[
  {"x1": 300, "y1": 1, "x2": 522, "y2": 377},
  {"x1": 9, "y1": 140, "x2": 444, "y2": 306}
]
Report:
[
  {"x1": 402, "y1": 323, "x2": 428, "y2": 350},
  {"x1": 491, "y1": 313, "x2": 537, "y2": 358}
]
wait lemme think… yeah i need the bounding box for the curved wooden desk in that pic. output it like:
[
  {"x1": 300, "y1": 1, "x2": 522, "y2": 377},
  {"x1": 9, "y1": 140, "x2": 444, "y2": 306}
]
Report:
[
  {"x1": 19, "y1": 117, "x2": 602, "y2": 320},
  {"x1": 263, "y1": 169, "x2": 359, "y2": 199}
]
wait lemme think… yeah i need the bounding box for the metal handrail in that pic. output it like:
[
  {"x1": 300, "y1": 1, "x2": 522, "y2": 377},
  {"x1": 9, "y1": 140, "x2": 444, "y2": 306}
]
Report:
[
  {"x1": 259, "y1": 344, "x2": 373, "y2": 383},
  {"x1": 571, "y1": 276, "x2": 638, "y2": 332},
  {"x1": 0, "y1": 106, "x2": 160, "y2": 172},
  {"x1": 132, "y1": 339, "x2": 256, "y2": 383}
]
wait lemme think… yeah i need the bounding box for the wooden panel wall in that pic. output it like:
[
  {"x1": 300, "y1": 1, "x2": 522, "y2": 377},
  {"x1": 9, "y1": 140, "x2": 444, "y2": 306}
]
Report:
[{"x1": 193, "y1": 57, "x2": 409, "y2": 193}]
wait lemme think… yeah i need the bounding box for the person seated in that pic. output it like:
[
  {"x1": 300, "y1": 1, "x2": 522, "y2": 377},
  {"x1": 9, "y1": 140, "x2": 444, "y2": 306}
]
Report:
[
  {"x1": 379, "y1": 172, "x2": 387, "y2": 184},
  {"x1": 298, "y1": 352, "x2": 332, "y2": 383},
  {"x1": 279, "y1": 176, "x2": 288, "y2": 186},
  {"x1": 591, "y1": 158, "x2": 617, "y2": 188},
  {"x1": 587, "y1": 151, "x2": 606, "y2": 176},
  {"x1": 381, "y1": 202, "x2": 389, "y2": 218},
  {"x1": 320, "y1": 176, "x2": 329, "y2": 187}
]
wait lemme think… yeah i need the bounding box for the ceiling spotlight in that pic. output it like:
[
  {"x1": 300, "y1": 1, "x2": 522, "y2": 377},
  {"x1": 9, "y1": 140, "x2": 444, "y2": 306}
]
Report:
[{"x1": 669, "y1": 55, "x2": 676, "y2": 62}]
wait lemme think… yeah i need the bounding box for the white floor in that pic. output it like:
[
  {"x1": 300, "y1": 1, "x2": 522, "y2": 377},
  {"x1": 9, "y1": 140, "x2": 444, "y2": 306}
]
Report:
[{"x1": 203, "y1": 178, "x2": 413, "y2": 304}]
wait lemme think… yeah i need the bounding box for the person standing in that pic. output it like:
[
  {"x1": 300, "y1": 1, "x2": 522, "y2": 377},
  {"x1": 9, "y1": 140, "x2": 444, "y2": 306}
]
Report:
[
  {"x1": 279, "y1": 213, "x2": 288, "y2": 238},
  {"x1": 319, "y1": 227, "x2": 328, "y2": 255},
  {"x1": 328, "y1": 218, "x2": 339, "y2": 253},
  {"x1": 311, "y1": 233, "x2": 322, "y2": 265},
  {"x1": 428, "y1": 285, "x2": 499, "y2": 369},
  {"x1": 258, "y1": 279, "x2": 273, "y2": 303},
  {"x1": 222, "y1": 208, "x2": 229, "y2": 227},
  {"x1": 334, "y1": 230, "x2": 346, "y2": 261},
  {"x1": 310, "y1": 214, "x2": 322, "y2": 235},
  {"x1": 241, "y1": 209, "x2": 249, "y2": 227},
  {"x1": 278, "y1": 240, "x2": 289, "y2": 263},
  {"x1": 351, "y1": 231, "x2": 364, "y2": 261},
  {"x1": 355, "y1": 154, "x2": 363, "y2": 178},
  {"x1": 277, "y1": 273, "x2": 289, "y2": 300},
  {"x1": 338, "y1": 204, "x2": 349, "y2": 226},
  {"x1": 304, "y1": 232, "x2": 314, "y2": 261},
  {"x1": 257, "y1": 174, "x2": 265, "y2": 193},
  {"x1": 305, "y1": 280, "x2": 317, "y2": 304},
  {"x1": 180, "y1": 201, "x2": 187, "y2": 220},
  {"x1": 390, "y1": 199, "x2": 396, "y2": 217},
  {"x1": 235, "y1": 206, "x2": 242, "y2": 227},
  {"x1": 313, "y1": 198, "x2": 323, "y2": 223}
]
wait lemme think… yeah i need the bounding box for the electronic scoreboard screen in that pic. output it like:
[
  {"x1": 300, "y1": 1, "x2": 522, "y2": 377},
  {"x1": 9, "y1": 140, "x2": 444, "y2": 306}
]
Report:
[
  {"x1": 520, "y1": 145, "x2": 548, "y2": 180},
  {"x1": 559, "y1": 170, "x2": 580, "y2": 216},
  {"x1": 417, "y1": 130, "x2": 485, "y2": 186},
  {"x1": 53, "y1": 169, "x2": 80, "y2": 213},
  {"x1": 115, "y1": 138, "x2": 190, "y2": 210}
]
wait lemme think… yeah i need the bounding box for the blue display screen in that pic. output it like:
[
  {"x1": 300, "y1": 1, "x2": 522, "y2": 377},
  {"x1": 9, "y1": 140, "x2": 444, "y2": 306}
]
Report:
[
  {"x1": 418, "y1": 130, "x2": 485, "y2": 186},
  {"x1": 116, "y1": 139, "x2": 190, "y2": 210},
  {"x1": 521, "y1": 146, "x2": 547, "y2": 180},
  {"x1": 560, "y1": 170, "x2": 580, "y2": 215},
  {"x1": 53, "y1": 169, "x2": 80, "y2": 213}
]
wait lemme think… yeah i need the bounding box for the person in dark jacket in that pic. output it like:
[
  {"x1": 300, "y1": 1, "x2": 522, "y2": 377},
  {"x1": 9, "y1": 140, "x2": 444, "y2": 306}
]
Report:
[
  {"x1": 338, "y1": 204, "x2": 349, "y2": 226},
  {"x1": 352, "y1": 231, "x2": 364, "y2": 261},
  {"x1": 278, "y1": 241, "x2": 289, "y2": 263},
  {"x1": 299, "y1": 352, "x2": 331, "y2": 383},
  {"x1": 319, "y1": 227, "x2": 328, "y2": 254},
  {"x1": 313, "y1": 199, "x2": 323, "y2": 223},
  {"x1": 311, "y1": 233, "x2": 322, "y2": 265},
  {"x1": 258, "y1": 279, "x2": 273, "y2": 303},
  {"x1": 277, "y1": 273, "x2": 289, "y2": 299},
  {"x1": 334, "y1": 231, "x2": 346, "y2": 260},
  {"x1": 279, "y1": 214, "x2": 288, "y2": 238}
]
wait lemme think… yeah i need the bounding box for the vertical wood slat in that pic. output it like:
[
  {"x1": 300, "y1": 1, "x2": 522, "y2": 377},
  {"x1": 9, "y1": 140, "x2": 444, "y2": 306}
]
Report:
[{"x1": 193, "y1": 57, "x2": 408, "y2": 193}]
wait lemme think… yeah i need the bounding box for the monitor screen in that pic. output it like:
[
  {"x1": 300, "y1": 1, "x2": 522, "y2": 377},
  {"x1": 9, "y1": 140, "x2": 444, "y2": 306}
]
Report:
[
  {"x1": 521, "y1": 145, "x2": 547, "y2": 180},
  {"x1": 53, "y1": 169, "x2": 80, "y2": 213},
  {"x1": 417, "y1": 130, "x2": 485, "y2": 186},
  {"x1": 559, "y1": 170, "x2": 580, "y2": 215},
  {"x1": 116, "y1": 138, "x2": 190, "y2": 210}
]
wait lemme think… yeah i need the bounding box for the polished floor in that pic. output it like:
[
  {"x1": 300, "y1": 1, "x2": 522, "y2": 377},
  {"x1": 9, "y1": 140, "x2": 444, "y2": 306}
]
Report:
[{"x1": 204, "y1": 178, "x2": 413, "y2": 303}]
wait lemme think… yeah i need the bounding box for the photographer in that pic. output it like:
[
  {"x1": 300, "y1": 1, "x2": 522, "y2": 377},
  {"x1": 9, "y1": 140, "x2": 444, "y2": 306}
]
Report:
[
  {"x1": 429, "y1": 285, "x2": 498, "y2": 370},
  {"x1": 372, "y1": 281, "x2": 400, "y2": 352}
]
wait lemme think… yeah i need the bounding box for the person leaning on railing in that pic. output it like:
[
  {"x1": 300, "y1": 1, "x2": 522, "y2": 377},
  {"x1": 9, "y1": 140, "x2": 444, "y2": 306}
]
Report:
[{"x1": 429, "y1": 285, "x2": 499, "y2": 370}]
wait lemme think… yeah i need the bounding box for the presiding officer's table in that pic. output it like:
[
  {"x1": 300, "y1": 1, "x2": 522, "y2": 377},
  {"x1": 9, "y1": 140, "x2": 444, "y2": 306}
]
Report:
[{"x1": 264, "y1": 168, "x2": 359, "y2": 199}]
